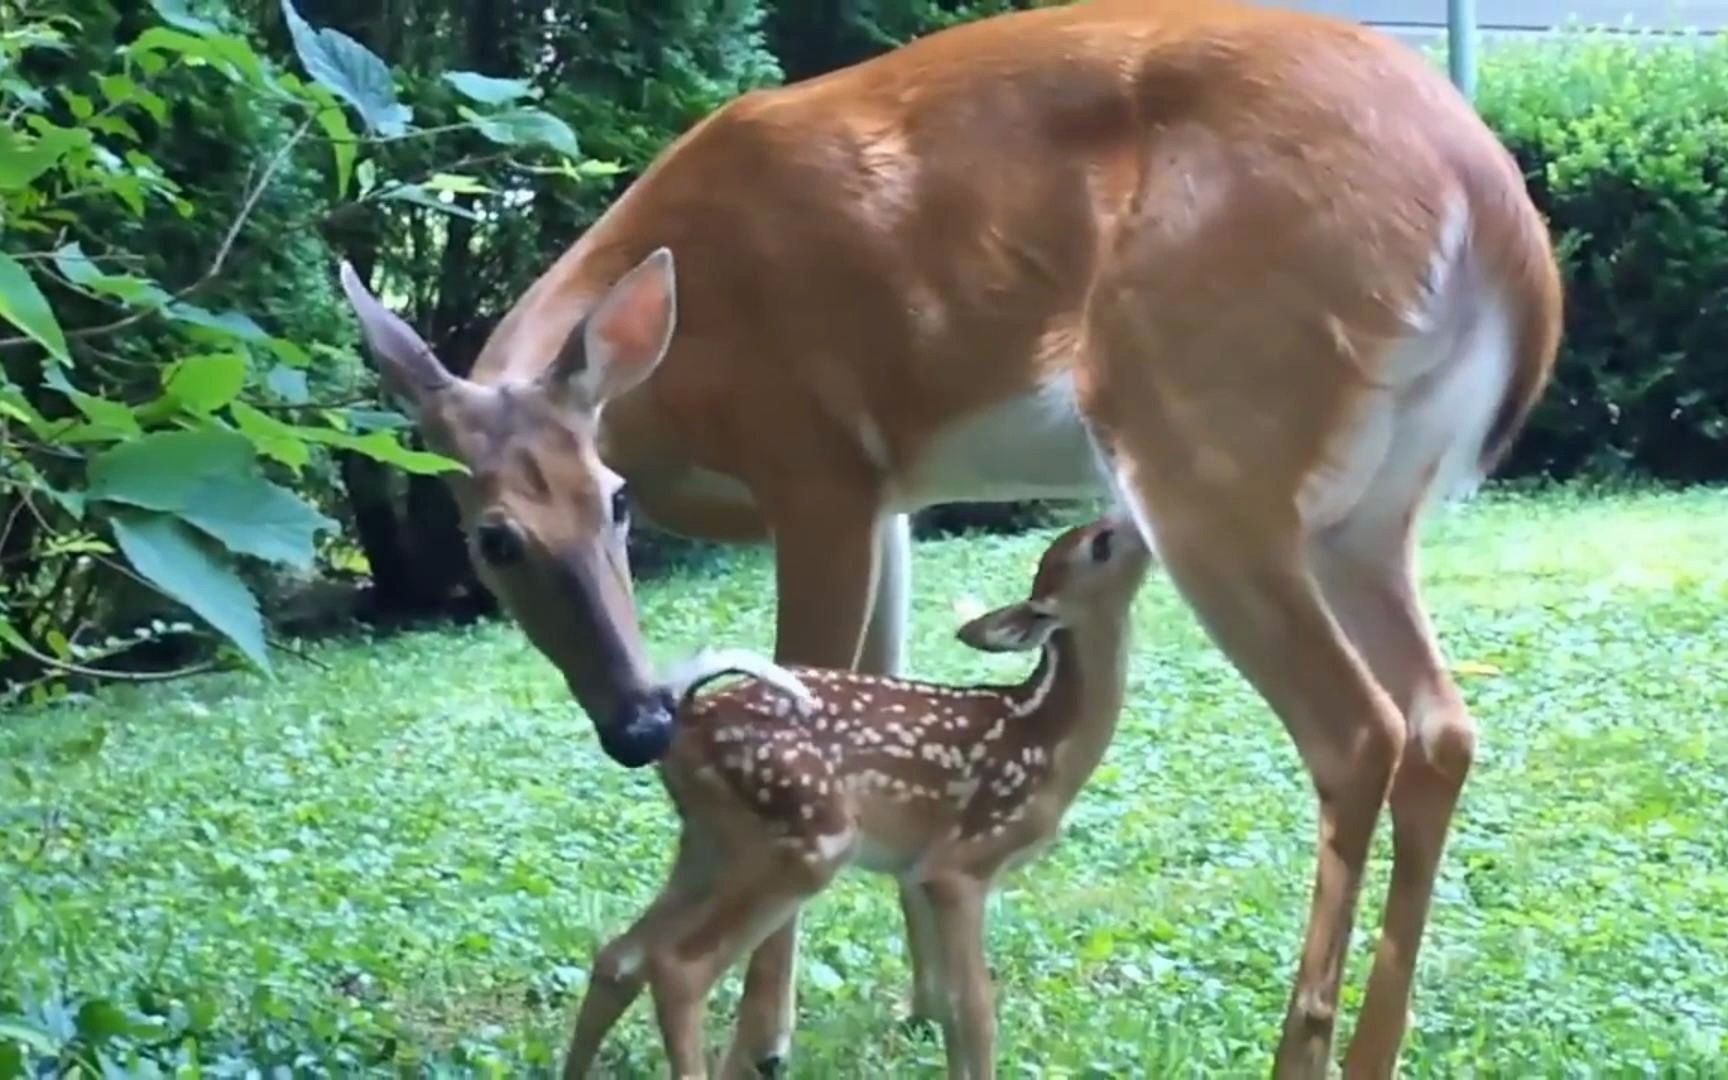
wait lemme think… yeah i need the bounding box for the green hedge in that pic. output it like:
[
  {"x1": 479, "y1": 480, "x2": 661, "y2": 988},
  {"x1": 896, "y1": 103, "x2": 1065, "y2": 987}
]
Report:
[{"x1": 1478, "y1": 30, "x2": 1728, "y2": 483}]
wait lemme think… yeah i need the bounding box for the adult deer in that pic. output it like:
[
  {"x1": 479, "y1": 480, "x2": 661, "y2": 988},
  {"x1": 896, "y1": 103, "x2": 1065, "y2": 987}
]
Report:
[{"x1": 337, "y1": 0, "x2": 1562, "y2": 1075}]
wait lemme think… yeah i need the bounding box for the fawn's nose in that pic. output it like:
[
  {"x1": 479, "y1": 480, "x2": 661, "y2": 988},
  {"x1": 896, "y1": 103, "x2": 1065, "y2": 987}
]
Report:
[{"x1": 597, "y1": 686, "x2": 676, "y2": 768}]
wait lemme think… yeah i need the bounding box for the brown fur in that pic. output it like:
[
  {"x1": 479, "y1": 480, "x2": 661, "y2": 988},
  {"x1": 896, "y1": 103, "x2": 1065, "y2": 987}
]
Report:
[{"x1": 339, "y1": 3, "x2": 1564, "y2": 1075}]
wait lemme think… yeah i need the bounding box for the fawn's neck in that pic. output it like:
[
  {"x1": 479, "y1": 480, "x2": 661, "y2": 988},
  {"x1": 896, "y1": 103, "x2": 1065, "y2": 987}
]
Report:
[{"x1": 1021, "y1": 607, "x2": 1135, "y2": 803}]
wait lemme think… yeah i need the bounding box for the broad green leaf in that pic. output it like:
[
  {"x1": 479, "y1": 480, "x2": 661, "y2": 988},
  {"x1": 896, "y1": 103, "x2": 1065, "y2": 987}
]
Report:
[
  {"x1": 314, "y1": 105, "x2": 356, "y2": 199},
  {"x1": 0, "y1": 78, "x2": 47, "y2": 112},
  {"x1": 75, "y1": 999, "x2": 135, "y2": 1043},
  {"x1": 423, "y1": 172, "x2": 492, "y2": 196},
  {"x1": 149, "y1": 0, "x2": 221, "y2": 34},
  {"x1": 380, "y1": 184, "x2": 481, "y2": 221},
  {"x1": 165, "y1": 302, "x2": 267, "y2": 341},
  {"x1": 0, "y1": 1037, "x2": 23, "y2": 1076},
  {"x1": 162, "y1": 353, "x2": 247, "y2": 413},
  {"x1": 265, "y1": 336, "x2": 310, "y2": 368},
  {"x1": 0, "y1": 126, "x2": 82, "y2": 191},
  {"x1": 44, "y1": 485, "x2": 86, "y2": 518},
  {"x1": 98, "y1": 73, "x2": 137, "y2": 107},
  {"x1": 265, "y1": 364, "x2": 310, "y2": 404},
  {"x1": 0, "y1": 385, "x2": 47, "y2": 432},
  {"x1": 128, "y1": 28, "x2": 271, "y2": 88},
  {"x1": 64, "y1": 389, "x2": 143, "y2": 437},
  {"x1": 232, "y1": 400, "x2": 310, "y2": 470},
  {"x1": 60, "y1": 91, "x2": 94, "y2": 121},
  {"x1": 306, "y1": 428, "x2": 464, "y2": 475},
  {"x1": 175, "y1": 473, "x2": 334, "y2": 567},
  {"x1": 0, "y1": 1017, "x2": 57, "y2": 1053},
  {"x1": 133, "y1": 86, "x2": 169, "y2": 125},
  {"x1": 87, "y1": 115, "x2": 141, "y2": 142},
  {"x1": 88, "y1": 429, "x2": 254, "y2": 510},
  {"x1": 39, "y1": 533, "x2": 111, "y2": 558},
  {"x1": 279, "y1": 0, "x2": 410, "y2": 136},
  {"x1": 53, "y1": 243, "x2": 172, "y2": 307},
  {"x1": 0, "y1": 617, "x2": 30, "y2": 653},
  {"x1": 463, "y1": 106, "x2": 580, "y2": 158},
  {"x1": 443, "y1": 70, "x2": 535, "y2": 105},
  {"x1": 109, "y1": 509, "x2": 270, "y2": 671},
  {"x1": 0, "y1": 252, "x2": 69, "y2": 364},
  {"x1": 339, "y1": 407, "x2": 407, "y2": 432},
  {"x1": 87, "y1": 429, "x2": 333, "y2": 566}
]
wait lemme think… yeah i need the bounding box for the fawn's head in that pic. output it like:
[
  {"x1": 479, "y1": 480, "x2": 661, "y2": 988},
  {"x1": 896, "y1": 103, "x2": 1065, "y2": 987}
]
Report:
[
  {"x1": 337, "y1": 251, "x2": 679, "y2": 767},
  {"x1": 958, "y1": 514, "x2": 1152, "y2": 653}
]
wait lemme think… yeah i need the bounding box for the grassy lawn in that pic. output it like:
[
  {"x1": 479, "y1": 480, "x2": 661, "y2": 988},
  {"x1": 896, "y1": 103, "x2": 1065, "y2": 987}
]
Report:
[{"x1": 3, "y1": 488, "x2": 1726, "y2": 1076}]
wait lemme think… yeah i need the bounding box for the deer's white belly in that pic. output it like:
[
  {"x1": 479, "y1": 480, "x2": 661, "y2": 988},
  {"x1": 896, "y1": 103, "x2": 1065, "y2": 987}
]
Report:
[
  {"x1": 894, "y1": 377, "x2": 1105, "y2": 510},
  {"x1": 648, "y1": 378, "x2": 1104, "y2": 519}
]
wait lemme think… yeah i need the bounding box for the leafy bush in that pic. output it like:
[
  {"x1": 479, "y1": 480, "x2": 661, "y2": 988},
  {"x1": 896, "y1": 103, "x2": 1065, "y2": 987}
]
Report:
[
  {"x1": 1478, "y1": 30, "x2": 1728, "y2": 483},
  {"x1": 0, "y1": 0, "x2": 604, "y2": 701}
]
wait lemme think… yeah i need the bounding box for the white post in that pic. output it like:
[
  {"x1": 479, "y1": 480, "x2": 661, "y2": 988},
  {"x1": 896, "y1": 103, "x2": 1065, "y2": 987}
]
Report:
[{"x1": 1448, "y1": 0, "x2": 1479, "y2": 99}]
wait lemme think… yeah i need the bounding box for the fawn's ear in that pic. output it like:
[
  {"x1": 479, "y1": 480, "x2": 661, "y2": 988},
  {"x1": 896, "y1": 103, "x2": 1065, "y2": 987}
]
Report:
[{"x1": 957, "y1": 602, "x2": 1057, "y2": 653}]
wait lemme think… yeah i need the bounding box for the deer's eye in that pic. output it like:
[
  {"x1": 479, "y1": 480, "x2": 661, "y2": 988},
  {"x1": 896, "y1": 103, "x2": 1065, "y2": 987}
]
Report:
[
  {"x1": 1089, "y1": 528, "x2": 1114, "y2": 563},
  {"x1": 610, "y1": 485, "x2": 630, "y2": 528},
  {"x1": 475, "y1": 520, "x2": 525, "y2": 567}
]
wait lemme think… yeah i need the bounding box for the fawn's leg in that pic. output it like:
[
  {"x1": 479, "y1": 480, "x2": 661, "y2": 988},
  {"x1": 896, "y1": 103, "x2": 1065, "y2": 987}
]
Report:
[
  {"x1": 719, "y1": 491, "x2": 885, "y2": 1076},
  {"x1": 564, "y1": 837, "x2": 710, "y2": 1077},
  {"x1": 921, "y1": 874, "x2": 994, "y2": 1079},
  {"x1": 900, "y1": 881, "x2": 948, "y2": 1027},
  {"x1": 1313, "y1": 507, "x2": 1477, "y2": 1079},
  {"x1": 651, "y1": 846, "x2": 840, "y2": 1078}
]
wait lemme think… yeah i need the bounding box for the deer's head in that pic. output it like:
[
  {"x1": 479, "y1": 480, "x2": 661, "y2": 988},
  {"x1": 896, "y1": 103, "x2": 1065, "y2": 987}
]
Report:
[
  {"x1": 957, "y1": 514, "x2": 1152, "y2": 653},
  {"x1": 337, "y1": 250, "x2": 678, "y2": 768}
]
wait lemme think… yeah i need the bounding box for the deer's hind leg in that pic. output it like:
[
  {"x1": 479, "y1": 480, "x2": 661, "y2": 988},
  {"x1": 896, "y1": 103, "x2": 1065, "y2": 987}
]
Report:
[
  {"x1": 1079, "y1": 268, "x2": 1421, "y2": 1075},
  {"x1": 1312, "y1": 498, "x2": 1475, "y2": 1079}
]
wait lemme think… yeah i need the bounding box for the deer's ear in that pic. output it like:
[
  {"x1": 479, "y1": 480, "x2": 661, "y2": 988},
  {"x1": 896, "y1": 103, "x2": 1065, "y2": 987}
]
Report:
[
  {"x1": 554, "y1": 247, "x2": 677, "y2": 406},
  {"x1": 338, "y1": 261, "x2": 454, "y2": 410},
  {"x1": 957, "y1": 603, "x2": 1057, "y2": 653}
]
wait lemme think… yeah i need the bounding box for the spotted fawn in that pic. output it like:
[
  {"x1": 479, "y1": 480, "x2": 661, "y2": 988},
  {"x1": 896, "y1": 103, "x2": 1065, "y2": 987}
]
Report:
[{"x1": 564, "y1": 514, "x2": 1153, "y2": 1078}]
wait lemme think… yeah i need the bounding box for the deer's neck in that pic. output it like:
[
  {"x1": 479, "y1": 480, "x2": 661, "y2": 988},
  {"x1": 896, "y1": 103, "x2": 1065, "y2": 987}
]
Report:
[{"x1": 1021, "y1": 609, "x2": 1134, "y2": 802}]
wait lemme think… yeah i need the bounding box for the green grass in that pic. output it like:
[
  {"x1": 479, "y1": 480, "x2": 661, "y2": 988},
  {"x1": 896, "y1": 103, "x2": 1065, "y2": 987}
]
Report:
[{"x1": 4, "y1": 488, "x2": 1727, "y2": 1076}]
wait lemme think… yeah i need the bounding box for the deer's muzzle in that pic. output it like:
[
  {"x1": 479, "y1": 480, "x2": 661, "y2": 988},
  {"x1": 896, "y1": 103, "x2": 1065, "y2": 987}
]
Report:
[{"x1": 597, "y1": 685, "x2": 676, "y2": 768}]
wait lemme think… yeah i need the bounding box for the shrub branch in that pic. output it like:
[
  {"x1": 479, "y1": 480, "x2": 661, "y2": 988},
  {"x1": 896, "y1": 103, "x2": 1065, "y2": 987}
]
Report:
[{"x1": 0, "y1": 117, "x2": 317, "y2": 351}]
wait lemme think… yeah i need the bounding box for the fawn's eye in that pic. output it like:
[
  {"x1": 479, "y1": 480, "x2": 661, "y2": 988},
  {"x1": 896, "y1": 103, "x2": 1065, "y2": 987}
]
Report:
[
  {"x1": 1089, "y1": 528, "x2": 1114, "y2": 563},
  {"x1": 475, "y1": 519, "x2": 525, "y2": 567},
  {"x1": 610, "y1": 485, "x2": 630, "y2": 528}
]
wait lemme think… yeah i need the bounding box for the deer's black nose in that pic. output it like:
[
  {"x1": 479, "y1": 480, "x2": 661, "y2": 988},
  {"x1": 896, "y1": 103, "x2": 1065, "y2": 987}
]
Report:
[{"x1": 597, "y1": 687, "x2": 675, "y2": 768}]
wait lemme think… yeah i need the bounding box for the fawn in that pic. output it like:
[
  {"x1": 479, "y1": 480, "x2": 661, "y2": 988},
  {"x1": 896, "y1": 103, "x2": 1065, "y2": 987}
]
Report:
[{"x1": 564, "y1": 514, "x2": 1154, "y2": 1078}]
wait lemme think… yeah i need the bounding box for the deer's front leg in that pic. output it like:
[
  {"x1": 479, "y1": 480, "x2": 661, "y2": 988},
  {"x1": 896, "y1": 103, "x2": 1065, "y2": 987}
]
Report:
[
  {"x1": 856, "y1": 513, "x2": 947, "y2": 1026},
  {"x1": 718, "y1": 492, "x2": 885, "y2": 1077},
  {"x1": 859, "y1": 512, "x2": 911, "y2": 675}
]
